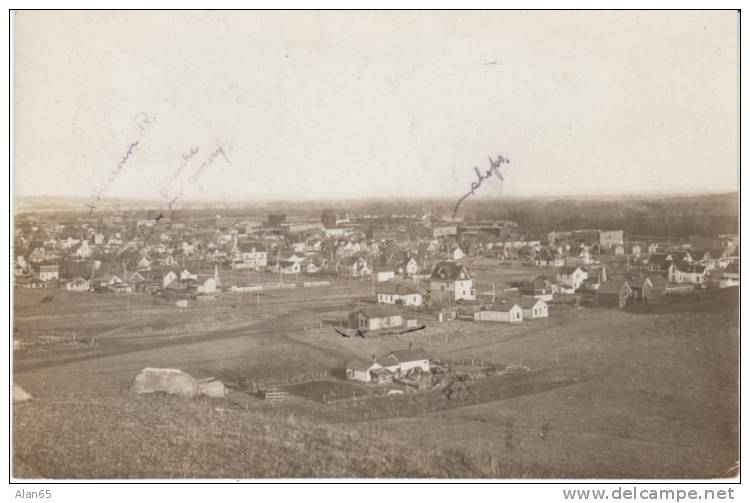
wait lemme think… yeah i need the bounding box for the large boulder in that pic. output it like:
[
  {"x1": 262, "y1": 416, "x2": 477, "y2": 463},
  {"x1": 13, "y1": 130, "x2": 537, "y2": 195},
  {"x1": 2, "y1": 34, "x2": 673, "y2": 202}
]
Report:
[
  {"x1": 130, "y1": 368, "x2": 199, "y2": 398},
  {"x1": 13, "y1": 384, "x2": 32, "y2": 403},
  {"x1": 197, "y1": 378, "x2": 228, "y2": 398}
]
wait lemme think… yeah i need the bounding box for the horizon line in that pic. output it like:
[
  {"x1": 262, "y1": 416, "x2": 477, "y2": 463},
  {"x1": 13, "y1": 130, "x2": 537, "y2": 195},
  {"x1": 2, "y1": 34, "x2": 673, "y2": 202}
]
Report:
[{"x1": 14, "y1": 189, "x2": 739, "y2": 205}]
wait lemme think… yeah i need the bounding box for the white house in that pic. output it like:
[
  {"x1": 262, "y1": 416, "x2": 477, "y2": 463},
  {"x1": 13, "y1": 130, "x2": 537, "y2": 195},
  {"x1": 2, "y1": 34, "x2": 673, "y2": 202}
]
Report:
[
  {"x1": 474, "y1": 302, "x2": 523, "y2": 323},
  {"x1": 388, "y1": 348, "x2": 431, "y2": 374},
  {"x1": 374, "y1": 267, "x2": 396, "y2": 283},
  {"x1": 430, "y1": 261, "x2": 475, "y2": 302},
  {"x1": 337, "y1": 256, "x2": 371, "y2": 278},
  {"x1": 196, "y1": 276, "x2": 218, "y2": 294},
  {"x1": 180, "y1": 268, "x2": 197, "y2": 282},
  {"x1": 348, "y1": 307, "x2": 403, "y2": 331},
  {"x1": 138, "y1": 256, "x2": 152, "y2": 271},
  {"x1": 161, "y1": 270, "x2": 179, "y2": 289},
  {"x1": 33, "y1": 262, "x2": 59, "y2": 281},
  {"x1": 346, "y1": 347, "x2": 430, "y2": 383},
  {"x1": 233, "y1": 242, "x2": 268, "y2": 269},
  {"x1": 73, "y1": 240, "x2": 92, "y2": 259},
  {"x1": 376, "y1": 282, "x2": 423, "y2": 307},
  {"x1": 66, "y1": 277, "x2": 91, "y2": 292},
  {"x1": 278, "y1": 260, "x2": 302, "y2": 274},
  {"x1": 518, "y1": 297, "x2": 549, "y2": 319},
  {"x1": 556, "y1": 266, "x2": 588, "y2": 293}
]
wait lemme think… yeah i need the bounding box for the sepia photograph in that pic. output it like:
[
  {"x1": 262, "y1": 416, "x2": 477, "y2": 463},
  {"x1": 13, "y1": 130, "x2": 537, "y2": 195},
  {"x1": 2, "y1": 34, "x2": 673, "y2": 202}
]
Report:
[{"x1": 10, "y1": 9, "x2": 740, "y2": 482}]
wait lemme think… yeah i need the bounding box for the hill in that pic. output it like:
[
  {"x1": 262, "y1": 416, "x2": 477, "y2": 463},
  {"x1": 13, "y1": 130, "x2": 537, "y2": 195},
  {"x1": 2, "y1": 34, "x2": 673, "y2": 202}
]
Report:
[{"x1": 13, "y1": 391, "x2": 553, "y2": 479}]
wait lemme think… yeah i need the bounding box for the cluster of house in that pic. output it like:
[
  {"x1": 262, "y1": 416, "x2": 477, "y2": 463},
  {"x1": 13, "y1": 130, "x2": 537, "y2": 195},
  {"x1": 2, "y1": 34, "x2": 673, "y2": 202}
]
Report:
[{"x1": 14, "y1": 211, "x2": 518, "y2": 293}]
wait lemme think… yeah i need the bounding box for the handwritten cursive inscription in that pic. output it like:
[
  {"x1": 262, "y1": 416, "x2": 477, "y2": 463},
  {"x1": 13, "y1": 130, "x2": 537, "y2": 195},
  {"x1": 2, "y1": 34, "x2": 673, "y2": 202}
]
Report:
[
  {"x1": 166, "y1": 144, "x2": 231, "y2": 207},
  {"x1": 452, "y1": 154, "x2": 510, "y2": 219},
  {"x1": 87, "y1": 112, "x2": 156, "y2": 213},
  {"x1": 188, "y1": 145, "x2": 231, "y2": 193},
  {"x1": 159, "y1": 146, "x2": 200, "y2": 199}
]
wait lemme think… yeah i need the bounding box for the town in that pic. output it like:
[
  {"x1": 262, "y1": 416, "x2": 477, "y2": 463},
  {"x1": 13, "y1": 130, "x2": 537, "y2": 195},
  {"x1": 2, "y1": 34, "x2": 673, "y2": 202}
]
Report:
[{"x1": 12, "y1": 196, "x2": 741, "y2": 479}]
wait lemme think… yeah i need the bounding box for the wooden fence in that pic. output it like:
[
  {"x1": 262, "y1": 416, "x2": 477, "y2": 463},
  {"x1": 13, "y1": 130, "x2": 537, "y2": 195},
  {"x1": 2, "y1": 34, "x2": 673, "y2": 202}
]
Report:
[
  {"x1": 244, "y1": 369, "x2": 330, "y2": 393},
  {"x1": 433, "y1": 358, "x2": 500, "y2": 369},
  {"x1": 262, "y1": 390, "x2": 289, "y2": 402}
]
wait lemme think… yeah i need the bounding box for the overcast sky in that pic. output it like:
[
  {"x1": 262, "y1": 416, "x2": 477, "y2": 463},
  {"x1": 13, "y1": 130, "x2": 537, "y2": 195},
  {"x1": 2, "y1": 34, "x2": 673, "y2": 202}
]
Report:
[{"x1": 13, "y1": 10, "x2": 739, "y2": 204}]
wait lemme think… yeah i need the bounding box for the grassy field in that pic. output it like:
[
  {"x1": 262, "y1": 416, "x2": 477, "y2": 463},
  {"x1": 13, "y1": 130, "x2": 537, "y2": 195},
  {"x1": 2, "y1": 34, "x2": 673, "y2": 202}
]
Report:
[
  {"x1": 14, "y1": 392, "x2": 554, "y2": 479},
  {"x1": 12, "y1": 271, "x2": 739, "y2": 478}
]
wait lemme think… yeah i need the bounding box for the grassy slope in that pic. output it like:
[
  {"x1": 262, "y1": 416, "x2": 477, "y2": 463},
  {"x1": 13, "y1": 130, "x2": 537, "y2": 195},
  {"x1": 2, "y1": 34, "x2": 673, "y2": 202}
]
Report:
[
  {"x1": 365, "y1": 289, "x2": 739, "y2": 478},
  {"x1": 13, "y1": 392, "x2": 554, "y2": 479}
]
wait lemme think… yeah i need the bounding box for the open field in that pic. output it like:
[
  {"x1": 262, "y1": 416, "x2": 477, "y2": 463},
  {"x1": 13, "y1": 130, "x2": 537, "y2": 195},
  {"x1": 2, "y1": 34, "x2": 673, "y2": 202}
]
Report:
[{"x1": 12, "y1": 273, "x2": 739, "y2": 478}]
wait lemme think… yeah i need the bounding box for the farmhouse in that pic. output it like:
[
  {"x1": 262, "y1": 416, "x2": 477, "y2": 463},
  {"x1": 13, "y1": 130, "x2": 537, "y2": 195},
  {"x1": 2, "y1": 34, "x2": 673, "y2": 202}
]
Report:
[
  {"x1": 376, "y1": 282, "x2": 423, "y2": 307},
  {"x1": 430, "y1": 261, "x2": 475, "y2": 302},
  {"x1": 388, "y1": 348, "x2": 431, "y2": 374},
  {"x1": 474, "y1": 302, "x2": 523, "y2": 323},
  {"x1": 346, "y1": 347, "x2": 431, "y2": 383},
  {"x1": 348, "y1": 306, "x2": 403, "y2": 331},
  {"x1": 517, "y1": 297, "x2": 549, "y2": 319}
]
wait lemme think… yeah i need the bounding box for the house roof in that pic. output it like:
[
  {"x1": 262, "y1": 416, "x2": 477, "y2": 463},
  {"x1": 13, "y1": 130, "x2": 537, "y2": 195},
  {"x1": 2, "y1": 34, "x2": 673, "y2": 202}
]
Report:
[
  {"x1": 676, "y1": 262, "x2": 706, "y2": 273},
  {"x1": 350, "y1": 306, "x2": 403, "y2": 319},
  {"x1": 338, "y1": 255, "x2": 367, "y2": 266},
  {"x1": 389, "y1": 348, "x2": 430, "y2": 363},
  {"x1": 375, "y1": 282, "x2": 420, "y2": 296},
  {"x1": 375, "y1": 356, "x2": 400, "y2": 368},
  {"x1": 597, "y1": 279, "x2": 631, "y2": 295},
  {"x1": 517, "y1": 297, "x2": 546, "y2": 309},
  {"x1": 647, "y1": 274, "x2": 667, "y2": 287},
  {"x1": 238, "y1": 242, "x2": 266, "y2": 253},
  {"x1": 430, "y1": 261, "x2": 470, "y2": 281},
  {"x1": 346, "y1": 359, "x2": 378, "y2": 372},
  {"x1": 483, "y1": 302, "x2": 520, "y2": 312},
  {"x1": 557, "y1": 266, "x2": 583, "y2": 275}
]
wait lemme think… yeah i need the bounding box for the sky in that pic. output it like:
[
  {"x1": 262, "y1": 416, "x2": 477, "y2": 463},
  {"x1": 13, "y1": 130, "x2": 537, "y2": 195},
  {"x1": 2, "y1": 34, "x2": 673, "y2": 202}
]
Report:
[{"x1": 13, "y1": 10, "x2": 739, "y2": 205}]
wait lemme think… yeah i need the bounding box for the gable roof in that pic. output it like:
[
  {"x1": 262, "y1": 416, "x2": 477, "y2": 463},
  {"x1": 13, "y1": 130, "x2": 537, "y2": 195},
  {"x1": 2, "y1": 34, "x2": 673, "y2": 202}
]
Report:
[
  {"x1": 375, "y1": 355, "x2": 400, "y2": 368},
  {"x1": 430, "y1": 261, "x2": 471, "y2": 281},
  {"x1": 517, "y1": 297, "x2": 546, "y2": 309},
  {"x1": 351, "y1": 306, "x2": 403, "y2": 319},
  {"x1": 389, "y1": 348, "x2": 430, "y2": 363},
  {"x1": 484, "y1": 302, "x2": 520, "y2": 312},
  {"x1": 557, "y1": 266, "x2": 584, "y2": 275},
  {"x1": 597, "y1": 279, "x2": 631, "y2": 295},
  {"x1": 375, "y1": 282, "x2": 420, "y2": 296}
]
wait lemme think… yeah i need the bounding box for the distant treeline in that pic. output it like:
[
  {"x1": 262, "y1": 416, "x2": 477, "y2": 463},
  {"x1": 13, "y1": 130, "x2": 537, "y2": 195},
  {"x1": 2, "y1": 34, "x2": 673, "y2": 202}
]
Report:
[
  {"x1": 17, "y1": 192, "x2": 738, "y2": 238},
  {"x1": 461, "y1": 192, "x2": 739, "y2": 237}
]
